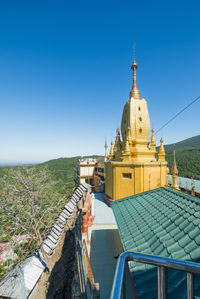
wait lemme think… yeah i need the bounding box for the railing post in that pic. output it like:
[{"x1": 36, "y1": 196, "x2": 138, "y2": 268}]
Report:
[
  {"x1": 111, "y1": 251, "x2": 200, "y2": 299},
  {"x1": 158, "y1": 266, "x2": 167, "y2": 299},
  {"x1": 122, "y1": 265, "x2": 126, "y2": 299},
  {"x1": 110, "y1": 254, "x2": 126, "y2": 299},
  {"x1": 187, "y1": 272, "x2": 194, "y2": 299}
]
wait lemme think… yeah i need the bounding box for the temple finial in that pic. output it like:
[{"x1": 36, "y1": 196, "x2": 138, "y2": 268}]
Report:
[
  {"x1": 109, "y1": 141, "x2": 114, "y2": 160},
  {"x1": 150, "y1": 129, "x2": 156, "y2": 151},
  {"x1": 114, "y1": 128, "x2": 121, "y2": 153},
  {"x1": 171, "y1": 145, "x2": 179, "y2": 189},
  {"x1": 172, "y1": 145, "x2": 178, "y2": 175},
  {"x1": 130, "y1": 44, "x2": 140, "y2": 100},
  {"x1": 104, "y1": 137, "x2": 108, "y2": 160},
  {"x1": 158, "y1": 137, "x2": 165, "y2": 161}
]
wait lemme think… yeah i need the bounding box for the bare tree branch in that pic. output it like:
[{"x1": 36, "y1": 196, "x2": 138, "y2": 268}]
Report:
[{"x1": 0, "y1": 167, "x2": 66, "y2": 266}]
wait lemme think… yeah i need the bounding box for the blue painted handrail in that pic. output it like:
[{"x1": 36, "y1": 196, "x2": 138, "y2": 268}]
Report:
[{"x1": 110, "y1": 251, "x2": 200, "y2": 299}]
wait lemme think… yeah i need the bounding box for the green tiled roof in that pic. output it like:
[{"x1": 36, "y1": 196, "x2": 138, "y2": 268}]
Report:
[{"x1": 111, "y1": 186, "x2": 200, "y2": 298}]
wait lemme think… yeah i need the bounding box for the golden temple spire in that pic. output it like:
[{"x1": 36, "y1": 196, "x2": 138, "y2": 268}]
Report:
[
  {"x1": 171, "y1": 146, "x2": 179, "y2": 189},
  {"x1": 114, "y1": 128, "x2": 121, "y2": 152},
  {"x1": 124, "y1": 127, "x2": 131, "y2": 153},
  {"x1": 130, "y1": 44, "x2": 140, "y2": 100},
  {"x1": 109, "y1": 141, "x2": 114, "y2": 160},
  {"x1": 158, "y1": 137, "x2": 165, "y2": 161},
  {"x1": 104, "y1": 138, "x2": 108, "y2": 161},
  {"x1": 150, "y1": 129, "x2": 156, "y2": 151},
  {"x1": 120, "y1": 128, "x2": 131, "y2": 161},
  {"x1": 171, "y1": 147, "x2": 178, "y2": 176}
]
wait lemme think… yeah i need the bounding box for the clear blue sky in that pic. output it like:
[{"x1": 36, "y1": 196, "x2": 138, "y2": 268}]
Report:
[{"x1": 0, "y1": 0, "x2": 200, "y2": 163}]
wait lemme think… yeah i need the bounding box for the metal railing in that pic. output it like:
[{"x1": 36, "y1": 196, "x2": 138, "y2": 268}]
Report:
[{"x1": 110, "y1": 251, "x2": 200, "y2": 299}]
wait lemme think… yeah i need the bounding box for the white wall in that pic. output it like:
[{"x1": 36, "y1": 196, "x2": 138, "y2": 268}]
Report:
[{"x1": 80, "y1": 166, "x2": 95, "y2": 177}]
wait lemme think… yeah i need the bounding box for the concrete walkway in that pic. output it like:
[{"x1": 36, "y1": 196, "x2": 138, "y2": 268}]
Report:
[
  {"x1": 92, "y1": 192, "x2": 117, "y2": 225},
  {"x1": 88, "y1": 193, "x2": 123, "y2": 298}
]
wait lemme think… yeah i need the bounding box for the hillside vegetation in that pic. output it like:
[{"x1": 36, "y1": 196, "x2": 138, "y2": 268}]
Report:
[
  {"x1": 163, "y1": 135, "x2": 200, "y2": 179},
  {"x1": 0, "y1": 136, "x2": 199, "y2": 280},
  {"x1": 0, "y1": 157, "x2": 79, "y2": 280},
  {"x1": 1, "y1": 135, "x2": 200, "y2": 184},
  {"x1": 38, "y1": 156, "x2": 80, "y2": 194}
]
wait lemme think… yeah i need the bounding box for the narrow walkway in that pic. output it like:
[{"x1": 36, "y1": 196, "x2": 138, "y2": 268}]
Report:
[
  {"x1": 89, "y1": 193, "x2": 123, "y2": 298},
  {"x1": 92, "y1": 192, "x2": 117, "y2": 225}
]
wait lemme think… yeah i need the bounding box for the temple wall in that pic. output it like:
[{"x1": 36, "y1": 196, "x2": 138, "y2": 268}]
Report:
[{"x1": 105, "y1": 161, "x2": 167, "y2": 200}]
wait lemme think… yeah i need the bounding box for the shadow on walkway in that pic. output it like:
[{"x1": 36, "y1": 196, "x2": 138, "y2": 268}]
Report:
[
  {"x1": 46, "y1": 227, "x2": 75, "y2": 299},
  {"x1": 93, "y1": 192, "x2": 106, "y2": 204}
]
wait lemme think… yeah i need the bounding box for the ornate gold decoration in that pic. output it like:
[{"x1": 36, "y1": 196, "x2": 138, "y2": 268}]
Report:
[{"x1": 130, "y1": 59, "x2": 140, "y2": 100}]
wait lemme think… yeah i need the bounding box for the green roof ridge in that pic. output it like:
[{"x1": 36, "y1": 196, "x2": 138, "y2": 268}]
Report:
[
  {"x1": 163, "y1": 185, "x2": 200, "y2": 205},
  {"x1": 111, "y1": 185, "x2": 200, "y2": 207}
]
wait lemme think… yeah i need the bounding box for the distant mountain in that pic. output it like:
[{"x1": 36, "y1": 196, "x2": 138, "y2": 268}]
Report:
[
  {"x1": 0, "y1": 136, "x2": 199, "y2": 183},
  {"x1": 164, "y1": 135, "x2": 200, "y2": 153},
  {"x1": 38, "y1": 155, "x2": 102, "y2": 194},
  {"x1": 163, "y1": 135, "x2": 200, "y2": 180}
]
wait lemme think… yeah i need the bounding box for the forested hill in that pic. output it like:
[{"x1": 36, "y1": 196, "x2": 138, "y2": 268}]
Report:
[
  {"x1": 40, "y1": 134, "x2": 200, "y2": 181},
  {"x1": 0, "y1": 157, "x2": 80, "y2": 196},
  {"x1": 38, "y1": 155, "x2": 99, "y2": 194},
  {"x1": 163, "y1": 135, "x2": 200, "y2": 180},
  {"x1": 164, "y1": 135, "x2": 200, "y2": 153},
  {"x1": 38, "y1": 157, "x2": 80, "y2": 194},
  {"x1": 0, "y1": 135, "x2": 199, "y2": 184}
]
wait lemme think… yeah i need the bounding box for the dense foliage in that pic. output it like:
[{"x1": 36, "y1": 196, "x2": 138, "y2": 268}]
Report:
[
  {"x1": 0, "y1": 157, "x2": 79, "y2": 280},
  {"x1": 163, "y1": 135, "x2": 200, "y2": 179},
  {"x1": 38, "y1": 156, "x2": 80, "y2": 194}
]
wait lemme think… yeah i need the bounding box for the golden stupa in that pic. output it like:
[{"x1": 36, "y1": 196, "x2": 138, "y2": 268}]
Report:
[{"x1": 105, "y1": 55, "x2": 168, "y2": 200}]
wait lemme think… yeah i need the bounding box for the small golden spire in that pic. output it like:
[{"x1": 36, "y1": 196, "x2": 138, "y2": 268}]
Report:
[
  {"x1": 150, "y1": 129, "x2": 156, "y2": 151},
  {"x1": 109, "y1": 141, "x2": 114, "y2": 160},
  {"x1": 158, "y1": 137, "x2": 165, "y2": 161},
  {"x1": 171, "y1": 148, "x2": 178, "y2": 176},
  {"x1": 104, "y1": 138, "x2": 108, "y2": 160},
  {"x1": 120, "y1": 129, "x2": 131, "y2": 161},
  {"x1": 130, "y1": 45, "x2": 140, "y2": 100},
  {"x1": 114, "y1": 128, "x2": 121, "y2": 152},
  {"x1": 171, "y1": 147, "x2": 179, "y2": 189}
]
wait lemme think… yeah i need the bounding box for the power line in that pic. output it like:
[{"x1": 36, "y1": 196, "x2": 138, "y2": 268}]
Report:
[{"x1": 155, "y1": 95, "x2": 200, "y2": 135}]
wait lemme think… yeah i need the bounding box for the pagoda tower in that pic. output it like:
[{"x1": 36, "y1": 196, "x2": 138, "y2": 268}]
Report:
[
  {"x1": 171, "y1": 148, "x2": 179, "y2": 190},
  {"x1": 105, "y1": 53, "x2": 168, "y2": 200}
]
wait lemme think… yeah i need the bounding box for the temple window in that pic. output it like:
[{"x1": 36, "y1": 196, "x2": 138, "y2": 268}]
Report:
[{"x1": 122, "y1": 173, "x2": 132, "y2": 179}]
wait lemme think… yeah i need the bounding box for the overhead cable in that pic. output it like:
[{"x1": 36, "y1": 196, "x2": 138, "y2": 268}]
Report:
[{"x1": 155, "y1": 95, "x2": 200, "y2": 135}]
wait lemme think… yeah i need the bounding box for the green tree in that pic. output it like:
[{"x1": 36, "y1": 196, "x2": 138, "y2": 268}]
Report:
[{"x1": 0, "y1": 167, "x2": 66, "y2": 269}]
